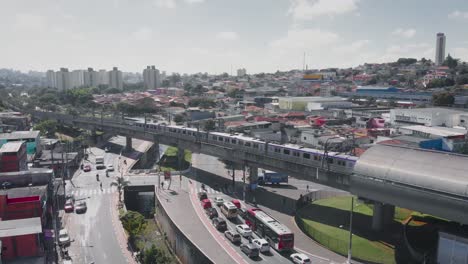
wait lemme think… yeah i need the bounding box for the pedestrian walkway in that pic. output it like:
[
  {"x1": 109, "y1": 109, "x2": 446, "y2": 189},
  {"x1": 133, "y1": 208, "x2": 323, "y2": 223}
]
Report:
[{"x1": 68, "y1": 186, "x2": 117, "y2": 197}]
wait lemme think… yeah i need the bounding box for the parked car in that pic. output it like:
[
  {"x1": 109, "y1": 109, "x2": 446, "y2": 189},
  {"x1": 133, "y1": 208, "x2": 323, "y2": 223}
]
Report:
[
  {"x1": 235, "y1": 224, "x2": 252, "y2": 237},
  {"x1": 201, "y1": 199, "x2": 212, "y2": 209},
  {"x1": 214, "y1": 197, "x2": 225, "y2": 206},
  {"x1": 106, "y1": 165, "x2": 114, "y2": 172},
  {"x1": 58, "y1": 229, "x2": 71, "y2": 246},
  {"x1": 252, "y1": 238, "x2": 270, "y2": 253},
  {"x1": 212, "y1": 217, "x2": 227, "y2": 231},
  {"x1": 224, "y1": 230, "x2": 242, "y2": 244},
  {"x1": 197, "y1": 191, "x2": 208, "y2": 201},
  {"x1": 75, "y1": 201, "x2": 87, "y2": 214},
  {"x1": 240, "y1": 243, "x2": 260, "y2": 258},
  {"x1": 64, "y1": 199, "x2": 74, "y2": 213},
  {"x1": 205, "y1": 207, "x2": 218, "y2": 219},
  {"x1": 83, "y1": 165, "x2": 91, "y2": 172},
  {"x1": 290, "y1": 253, "x2": 311, "y2": 264}
]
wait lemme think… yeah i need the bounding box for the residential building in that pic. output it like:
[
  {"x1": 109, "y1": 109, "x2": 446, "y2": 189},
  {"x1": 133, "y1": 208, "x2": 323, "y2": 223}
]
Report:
[
  {"x1": 0, "y1": 217, "x2": 43, "y2": 260},
  {"x1": 55, "y1": 68, "x2": 72, "y2": 90},
  {"x1": 0, "y1": 141, "x2": 28, "y2": 172},
  {"x1": 237, "y1": 68, "x2": 247, "y2": 77},
  {"x1": 70, "y1": 69, "x2": 84, "y2": 88},
  {"x1": 98, "y1": 69, "x2": 109, "y2": 85},
  {"x1": 435, "y1": 32, "x2": 446, "y2": 66},
  {"x1": 45, "y1": 70, "x2": 56, "y2": 88},
  {"x1": 0, "y1": 131, "x2": 41, "y2": 156},
  {"x1": 109, "y1": 67, "x2": 123, "y2": 90},
  {"x1": 143, "y1": 66, "x2": 161, "y2": 89},
  {"x1": 278, "y1": 96, "x2": 348, "y2": 111},
  {"x1": 0, "y1": 112, "x2": 30, "y2": 132},
  {"x1": 83, "y1": 67, "x2": 100, "y2": 87}
]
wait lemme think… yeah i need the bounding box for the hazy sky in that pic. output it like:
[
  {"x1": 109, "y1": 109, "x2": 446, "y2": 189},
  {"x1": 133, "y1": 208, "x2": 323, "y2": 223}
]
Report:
[{"x1": 1, "y1": 0, "x2": 468, "y2": 74}]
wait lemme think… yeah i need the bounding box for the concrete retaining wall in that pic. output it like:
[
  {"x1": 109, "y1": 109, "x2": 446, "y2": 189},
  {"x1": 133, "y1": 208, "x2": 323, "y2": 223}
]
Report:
[{"x1": 154, "y1": 195, "x2": 213, "y2": 264}]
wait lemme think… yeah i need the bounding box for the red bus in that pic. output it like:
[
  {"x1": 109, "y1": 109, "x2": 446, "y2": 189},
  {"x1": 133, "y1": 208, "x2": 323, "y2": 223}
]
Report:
[{"x1": 245, "y1": 208, "x2": 294, "y2": 252}]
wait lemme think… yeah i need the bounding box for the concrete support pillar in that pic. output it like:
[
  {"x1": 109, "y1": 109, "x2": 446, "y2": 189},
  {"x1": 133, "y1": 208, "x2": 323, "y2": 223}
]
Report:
[
  {"x1": 372, "y1": 202, "x2": 395, "y2": 231},
  {"x1": 177, "y1": 148, "x2": 185, "y2": 170},
  {"x1": 153, "y1": 136, "x2": 160, "y2": 163},
  {"x1": 125, "y1": 136, "x2": 132, "y2": 152},
  {"x1": 91, "y1": 130, "x2": 98, "y2": 145},
  {"x1": 249, "y1": 166, "x2": 258, "y2": 184}
]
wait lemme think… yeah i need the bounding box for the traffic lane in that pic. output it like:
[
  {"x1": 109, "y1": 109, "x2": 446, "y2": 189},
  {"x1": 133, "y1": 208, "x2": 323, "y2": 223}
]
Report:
[{"x1": 200, "y1": 186, "x2": 291, "y2": 264}]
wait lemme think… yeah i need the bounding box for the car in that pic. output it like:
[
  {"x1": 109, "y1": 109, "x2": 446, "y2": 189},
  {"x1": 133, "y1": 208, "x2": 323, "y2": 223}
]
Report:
[
  {"x1": 64, "y1": 199, "x2": 74, "y2": 213},
  {"x1": 212, "y1": 217, "x2": 227, "y2": 231},
  {"x1": 83, "y1": 165, "x2": 91, "y2": 172},
  {"x1": 201, "y1": 199, "x2": 212, "y2": 209},
  {"x1": 235, "y1": 224, "x2": 252, "y2": 237},
  {"x1": 75, "y1": 201, "x2": 87, "y2": 214},
  {"x1": 58, "y1": 229, "x2": 70, "y2": 246},
  {"x1": 1, "y1": 182, "x2": 13, "y2": 189},
  {"x1": 106, "y1": 165, "x2": 114, "y2": 172},
  {"x1": 96, "y1": 164, "x2": 106, "y2": 170},
  {"x1": 252, "y1": 238, "x2": 270, "y2": 253},
  {"x1": 290, "y1": 253, "x2": 311, "y2": 264},
  {"x1": 214, "y1": 197, "x2": 224, "y2": 206},
  {"x1": 240, "y1": 243, "x2": 260, "y2": 258},
  {"x1": 238, "y1": 208, "x2": 247, "y2": 219},
  {"x1": 205, "y1": 207, "x2": 218, "y2": 219},
  {"x1": 224, "y1": 230, "x2": 242, "y2": 243},
  {"x1": 197, "y1": 191, "x2": 208, "y2": 201},
  {"x1": 231, "y1": 199, "x2": 241, "y2": 209}
]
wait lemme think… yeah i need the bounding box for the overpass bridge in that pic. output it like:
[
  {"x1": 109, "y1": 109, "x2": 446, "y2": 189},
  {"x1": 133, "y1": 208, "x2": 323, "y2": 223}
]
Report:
[{"x1": 31, "y1": 111, "x2": 468, "y2": 230}]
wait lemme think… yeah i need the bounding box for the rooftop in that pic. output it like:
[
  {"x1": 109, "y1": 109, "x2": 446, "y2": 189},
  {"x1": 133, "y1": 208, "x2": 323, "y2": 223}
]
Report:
[
  {"x1": 0, "y1": 131, "x2": 40, "y2": 140},
  {"x1": 0, "y1": 185, "x2": 48, "y2": 198},
  {"x1": 0, "y1": 141, "x2": 24, "y2": 153},
  {"x1": 401, "y1": 125, "x2": 467, "y2": 137},
  {"x1": 0, "y1": 217, "x2": 42, "y2": 238}
]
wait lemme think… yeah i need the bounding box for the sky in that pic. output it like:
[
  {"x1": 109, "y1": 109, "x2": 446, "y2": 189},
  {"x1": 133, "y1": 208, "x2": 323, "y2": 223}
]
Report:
[{"x1": 1, "y1": 0, "x2": 468, "y2": 74}]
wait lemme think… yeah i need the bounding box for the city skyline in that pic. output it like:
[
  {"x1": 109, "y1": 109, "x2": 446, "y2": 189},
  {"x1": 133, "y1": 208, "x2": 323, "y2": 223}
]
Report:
[{"x1": 1, "y1": 0, "x2": 468, "y2": 74}]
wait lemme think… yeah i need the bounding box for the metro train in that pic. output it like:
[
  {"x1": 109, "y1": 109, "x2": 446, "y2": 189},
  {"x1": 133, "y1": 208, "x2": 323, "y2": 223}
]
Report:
[{"x1": 133, "y1": 121, "x2": 358, "y2": 175}]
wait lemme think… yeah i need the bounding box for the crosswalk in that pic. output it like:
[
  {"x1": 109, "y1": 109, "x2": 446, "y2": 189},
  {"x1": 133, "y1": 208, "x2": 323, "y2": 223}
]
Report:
[
  {"x1": 68, "y1": 187, "x2": 117, "y2": 197},
  {"x1": 190, "y1": 187, "x2": 234, "y2": 195}
]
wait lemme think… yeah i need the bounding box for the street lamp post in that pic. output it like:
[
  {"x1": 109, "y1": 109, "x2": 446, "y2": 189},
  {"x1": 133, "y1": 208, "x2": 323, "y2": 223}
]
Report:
[{"x1": 347, "y1": 197, "x2": 354, "y2": 264}]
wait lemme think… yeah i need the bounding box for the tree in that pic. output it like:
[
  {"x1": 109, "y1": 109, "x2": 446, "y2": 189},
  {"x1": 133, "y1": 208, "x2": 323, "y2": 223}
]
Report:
[
  {"x1": 34, "y1": 120, "x2": 58, "y2": 137},
  {"x1": 443, "y1": 54, "x2": 459, "y2": 69},
  {"x1": 142, "y1": 244, "x2": 171, "y2": 264},
  {"x1": 397, "y1": 58, "x2": 417, "y2": 65},
  {"x1": 105, "y1": 87, "x2": 121, "y2": 94},
  {"x1": 456, "y1": 74, "x2": 468, "y2": 85},
  {"x1": 432, "y1": 92, "x2": 455, "y2": 106},
  {"x1": 120, "y1": 211, "x2": 146, "y2": 239},
  {"x1": 188, "y1": 98, "x2": 216, "y2": 109},
  {"x1": 173, "y1": 114, "x2": 184, "y2": 124},
  {"x1": 161, "y1": 80, "x2": 170, "y2": 87},
  {"x1": 111, "y1": 176, "x2": 131, "y2": 203},
  {"x1": 426, "y1": 78, "x2": 455, "y2": 88},
  {"x1": 204, "y1": 119, "x2": 216, "y2": 131}
]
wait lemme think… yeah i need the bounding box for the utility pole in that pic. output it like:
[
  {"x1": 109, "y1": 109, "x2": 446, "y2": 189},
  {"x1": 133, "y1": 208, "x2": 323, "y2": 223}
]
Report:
[
  {"x1": 242, "y1": 165, "x2": 246, "y2": 201},
  {"x1": 347, "y1": 197, "x2": 354, "y2": 264}
]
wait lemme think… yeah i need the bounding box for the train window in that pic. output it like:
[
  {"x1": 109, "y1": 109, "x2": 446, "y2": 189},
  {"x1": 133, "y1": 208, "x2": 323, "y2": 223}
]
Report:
[
  {"x1": 218, "y1": 137, "x2": 223, "y2": 142},
  {"x1": 245, "y1": 142, "x2": 251, "y2": 147},
  {"x1": 283, "y1": 149, "x2": 290, "y2": 155},
  {"x1": 327, "y1": 158, "x2": 334, "y2": 164},
  {"x1": 225, "y1": 138, "x2": 230, "y2": 142},
  {"x1": 274, "y1": 148, "x2": 281, "y2": 153},
  {"x1": 293, "y1": 152, "x2": 299, "y2": 157},
  {"x1": 303, "y1": 153, "x2": 311, "y2": 159},
  {"x1": 231, "y1": 139, "x2": 237, "y2": 144},
  {"x1": 314, "y1": 155, "x2": 322, "y2": 161},
  {"x1": 253, "y1": 143, "x2": 259, "y2": 149},
  {"x1": 182, "y1": 130, "x2": 186, "y2": 134},
  {"x1": 212, "y1": 136, "x2": 217, "y2": 140}
]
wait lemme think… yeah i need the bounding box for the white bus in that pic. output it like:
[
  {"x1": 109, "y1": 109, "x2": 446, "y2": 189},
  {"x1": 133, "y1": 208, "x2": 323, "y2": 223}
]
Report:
[{"x1": 221, "y1": 202, "x2": 238, "y2": 219}]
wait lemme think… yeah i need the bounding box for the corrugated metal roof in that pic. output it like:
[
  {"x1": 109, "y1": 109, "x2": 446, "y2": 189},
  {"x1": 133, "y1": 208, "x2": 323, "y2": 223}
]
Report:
[
  {"x1": 0, "y1": 217, "x2": 42, "y2": 237},
  {"x1": 354, "y1": 144, "x2": 468, "y2": 198},
  {"x1": 0, "y1": 141, "x2": 24, "y2": 153}
]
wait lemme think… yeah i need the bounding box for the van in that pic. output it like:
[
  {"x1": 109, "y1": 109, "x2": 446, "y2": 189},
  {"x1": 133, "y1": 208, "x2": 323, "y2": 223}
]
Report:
[
  {"x1": 240, "y1": 243, "x2": 260, "y2": 258},
  {"x1": 212, "y1": 217, "x2": 227, "y2": 231},
  {"x1": 201, "y1": 199, "x2": 212, "y2": 209}
]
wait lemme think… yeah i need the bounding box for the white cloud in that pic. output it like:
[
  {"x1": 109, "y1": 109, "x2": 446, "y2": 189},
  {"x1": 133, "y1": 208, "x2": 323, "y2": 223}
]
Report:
[
  {"x1": 132, "y1": 27, "x2": 153, "y2": 41},
  {"x1": 333, "y1": 39, "x2": 370, "y2": 53},
  {"x1": 154, "y1": 0, "x2": 176, "y2": 9},
  {"x1": 288, "y1": 0, "x2": 360, "y2": 20},
  {"x1": 391, "y1": 28, "x2": 416, "y2": 38},
  {"x1": 14, "y1": 13, "x2": 47, "y2": 31},
  {"x1": 216, "y1": 31, "x2": 239, "y2": 40},
  {"x1": 453, "y1": 48, "x2": 468, "y2": 61},
  {"x1": 449, "y1": 10, "x2": 468, "y2": 19},
  {"x1": 185, "y1": 0, "x2": 205, "y2": 3}
]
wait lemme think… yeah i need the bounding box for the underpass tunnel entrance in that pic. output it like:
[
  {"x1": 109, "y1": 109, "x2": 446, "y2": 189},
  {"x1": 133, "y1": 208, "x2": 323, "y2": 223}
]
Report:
[{"x1": 124, "y1": 185, "x2": 155, "y2": 218}]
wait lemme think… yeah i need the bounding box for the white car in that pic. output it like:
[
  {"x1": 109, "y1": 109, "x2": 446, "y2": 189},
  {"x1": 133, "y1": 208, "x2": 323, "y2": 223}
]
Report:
[
  {"x1": 290, "y1": 253, "x2": 311, "y2": 264},
  {"x1": 106, "y1": 165, "x2": 114, "y2": 172},
  {"x1": 235, "y1": 224, "x2": 252, "y2": 237},
  {"x1": 58, "y1": 229, "x2": 71, "y2": 246},
  {"x1": 214, "y1": 197, "x2": 224, "y2": 206},
  {"x1": 252, "y1": 238, "x2": 270, "y2": 253}
]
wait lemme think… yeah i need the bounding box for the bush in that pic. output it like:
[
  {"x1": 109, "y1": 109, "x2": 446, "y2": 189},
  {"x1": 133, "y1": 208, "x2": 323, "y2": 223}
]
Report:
[
  {"x1": 120, "y1": 211, "x2": 146, "y2": 238},
  {"x1": 141, "y1": 244, "x2": 171, "y2": 264}
]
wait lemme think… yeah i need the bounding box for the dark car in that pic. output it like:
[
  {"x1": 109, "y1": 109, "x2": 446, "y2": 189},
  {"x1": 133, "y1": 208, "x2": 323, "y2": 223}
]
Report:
[
  {"x1": 212, "y1": 217, "x2": 227, "y2": 231},
  {"x1": 239, "y1": 208, "x2": 247, "y2": 219},
  {"x1": 197, "y1": 191, "x2": 208, "y2": 201},
  {"x1": 75, "y1": 201, "x2": 87, "y2": 214},
  {"x1": 205, "y1": 207, "x2": 218, "y2": 219},
  {"x1": 240, "y1": 243, "x2": 260, "y2": 258},
  {"x1": 1, "y1": 182, "x2": 13, "y2": 189}
]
